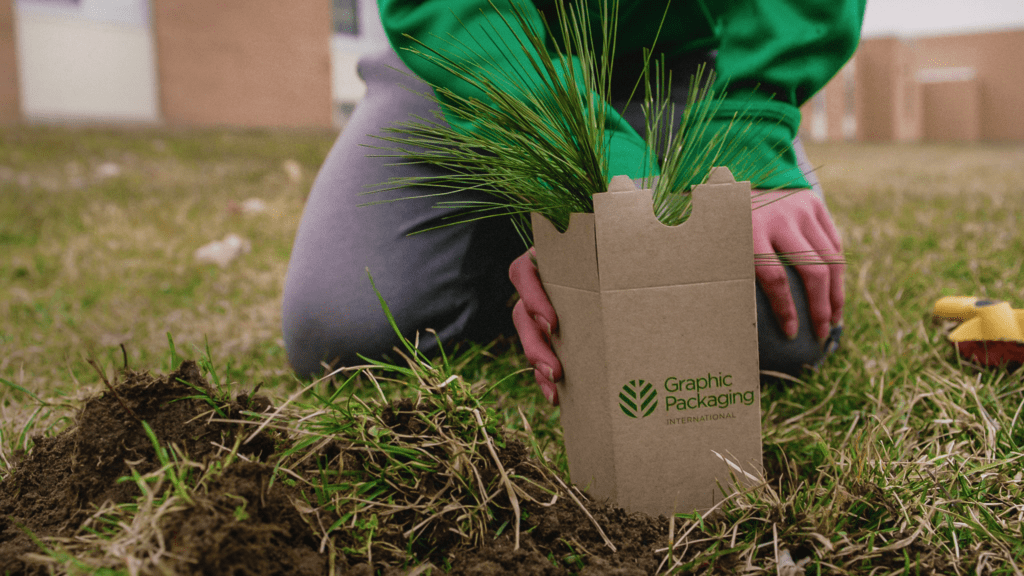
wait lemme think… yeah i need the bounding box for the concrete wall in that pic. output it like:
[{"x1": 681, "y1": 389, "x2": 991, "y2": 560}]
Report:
[
  {"x1": 151, "y1": 0, "x2": 333, "y2": 128},
  {"x1": 914, "y1": 29, "x2": 1024, "y2": 141},
  {"x1": 6, "y1": 2, "x2": 1022, "y2": 136},
  {"x1": 892, "y1": 41, "x2": 922, "y2": 143},
  {"x1": 0, "y1": 0, "x2": 18, "y2": 124},
  {"x1": 13, "y1": 1, "x2": 158, "y2": 123}
]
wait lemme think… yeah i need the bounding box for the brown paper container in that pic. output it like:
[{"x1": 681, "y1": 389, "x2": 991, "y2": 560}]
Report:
[{"x1": 532, "y1": 167, "x2": 763, "y2": 516}]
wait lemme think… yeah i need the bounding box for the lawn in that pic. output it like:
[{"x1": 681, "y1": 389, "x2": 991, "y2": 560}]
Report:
[{"x1": 1, "y1": 126, "x2": 1023, "y2": 574}]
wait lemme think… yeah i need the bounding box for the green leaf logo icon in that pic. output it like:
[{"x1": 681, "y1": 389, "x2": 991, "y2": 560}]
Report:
[{"x1": 620, "y1": 379, "x2": 657, "y2": 419}]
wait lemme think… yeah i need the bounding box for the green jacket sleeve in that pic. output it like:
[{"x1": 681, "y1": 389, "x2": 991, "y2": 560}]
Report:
[
  {"x1": 379, "y1": 0, "x2": 865, "y2": 189},
  {"x1": 701, "y1": 0, "x2": 865, "y2": 188},
  {"x1": 377, "y1": 0, "x2": 653, "y2": 182}
]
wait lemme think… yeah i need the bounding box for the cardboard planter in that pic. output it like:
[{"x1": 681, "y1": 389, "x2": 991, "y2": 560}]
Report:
[{"x1": 531, "y1": 167, "x2": 763, "y2": 517}]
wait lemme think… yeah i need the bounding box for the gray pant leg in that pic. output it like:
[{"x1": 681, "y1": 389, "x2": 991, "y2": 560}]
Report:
[{"x1": 282, "y1": 47, "x2": 521, "y2": 378}]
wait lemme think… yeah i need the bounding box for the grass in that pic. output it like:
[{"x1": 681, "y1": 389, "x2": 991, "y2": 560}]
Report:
[
  {"x1": 2, "y1": 125, "x2": 1024, "y2": 573},
  {"x1": 0, "y1": 126, "x2": 333, "y2": 394}
]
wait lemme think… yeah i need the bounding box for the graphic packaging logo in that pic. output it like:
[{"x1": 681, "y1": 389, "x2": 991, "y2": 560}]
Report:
[{"x1": 620, "y1": 379, "x2": 657, "y2": 418}]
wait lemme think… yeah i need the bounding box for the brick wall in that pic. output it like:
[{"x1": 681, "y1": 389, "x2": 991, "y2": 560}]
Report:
[
  {"x1": 822, "y1": 67, "x2": 846, "y2": 141},
  {"x1": 0, "y1": 0, "x2": 19, "y2": 125},
  {"x1": 852, "y1": 38, "x2": 897, "y2": 141},
  {"x1": 807, "y1": 29, "x2": 1024, "y2": 143},
  {"x1": 922, "y1": 80, "x2": 980, "y2": 142},
  {"x1": 855, "y1": 37, "x2": 921, "y2": 142},
  {"x1": 915, "y1": 29, "x2": 1024, "y2": 141},
  {"x1": 151, "y1": 0, "x2": 333, "y2": 128}
]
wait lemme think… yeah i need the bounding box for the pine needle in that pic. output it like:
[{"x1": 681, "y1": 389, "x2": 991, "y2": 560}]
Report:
[{"x1": 369, "y1": 0, "x2": 845, "y2": 267}]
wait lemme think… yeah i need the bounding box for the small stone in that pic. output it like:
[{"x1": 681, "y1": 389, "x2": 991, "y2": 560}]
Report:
[
  {"x1": 194, "y1": 233, "x2": 252, "y2": 268},
  {"x1": 95, "y1": 162, "x2": 122, "y2": 179},
  {"x1": 777, "y1": 549, "x2": 810, "y2": 576},
  {"x1": 282, "y1": 159, "x2": 303, "y2": 182},
  {"x1": 240, "y1": 198, "x2": 268, "y2": 214}
]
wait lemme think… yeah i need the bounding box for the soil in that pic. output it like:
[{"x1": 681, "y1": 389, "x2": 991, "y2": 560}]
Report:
[{"x1": 0, "y1": 362, "x2": 673, "y2": 575}]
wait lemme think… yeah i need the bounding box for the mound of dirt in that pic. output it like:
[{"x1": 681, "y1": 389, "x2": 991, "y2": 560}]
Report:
[
  {"x1": 449, "y1": 497, "x2": 669, "y2": 576},
  {"x1": 158, "y1": 460, "x2": 326, "y2": 575},
  {"x1": 0, "y1": 361, "x2": 281, "y2": 575},
  {"x1": 0, "y1": 362, "x2": 675, "y2": 575}
]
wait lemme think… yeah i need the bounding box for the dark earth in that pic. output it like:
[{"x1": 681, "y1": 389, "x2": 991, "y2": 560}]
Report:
[{"x1": 0, "y1": 362, "x2": 674, "y2": 575}]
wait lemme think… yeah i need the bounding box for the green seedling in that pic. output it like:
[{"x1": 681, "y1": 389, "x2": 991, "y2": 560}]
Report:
[{"x1": 370, "y1": 0, "x2": 842, "y2": 266}]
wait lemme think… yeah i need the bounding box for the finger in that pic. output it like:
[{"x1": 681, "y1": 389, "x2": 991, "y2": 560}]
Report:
[
  {"x1": 756, "y1": 263, "x2": 799, "y2": 339},
  {"x1": 812, "y1": 207, "x2": 847, "y2": 325},
  {"x1": 753, "y1": 229, "x2": 799, "y2": 339},
  {"x1": 794, "y1": 263, "x2": 832, "y2": 342},
  {"x1": 509, "y1": 247, "x2": 558, "y2": 334},
  {"x1": 829, "y1": 261, "x2": 845, "y2": 326},
  {"x1": 512, "y1": 300, "x2": 563, "y2": 382},
  {"x1": 782, "y1": 226, "x2": 835, "y2": 342},
  {"x1": 534, "y1": 368, "x2": 559, "y2": 406},
  {"x1": 813, "y1": 200, "x2": 844, "y2": 257}
]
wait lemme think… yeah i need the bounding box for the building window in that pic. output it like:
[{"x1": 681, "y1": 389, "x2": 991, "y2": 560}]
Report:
[
  {"x1": 333, "y1": 0, "x2": 359, "y2": 36},
  {"x1": 809, "y1": 92, "x2": 827, "y2": 142},
  {"x1": 842, "y1": 62, "x2": 857, "y2": 140}
]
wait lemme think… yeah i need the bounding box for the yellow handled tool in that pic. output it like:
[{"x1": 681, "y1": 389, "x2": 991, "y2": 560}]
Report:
[{"x1": 932, "y1": 296, "x2": 1024, "y2": 367}]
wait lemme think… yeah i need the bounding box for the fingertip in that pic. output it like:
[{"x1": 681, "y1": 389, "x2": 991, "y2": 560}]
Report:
[
  {"x1": 537, "y1": 363, "x2": 554, "y2": 383},
  {"x1": 546, "y1": 312, "x2": 558, "y2": 334},
  {"x1": 816, "y1": 323, "x2": 831, "y2": 344},
  {"x1": 550, "y1": 361, "x2": 563, "y2": 383},
  {"x1": 785, "y1": 320, "x2": 799, "y2": 340},
  {"x1": 535, "y1": 315, "x2": 552, "y2": 337},
  {"x1": 535, "y1": 369, "x2": 558, "y2": 405},
  {"x1": 542, "y1": 383, "x2": 555, "y2": 404}
]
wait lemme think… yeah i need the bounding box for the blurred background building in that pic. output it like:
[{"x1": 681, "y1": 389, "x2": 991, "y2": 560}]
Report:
[
  {"x1": 800, "y1": 29, "x2": 1024, "y2": 143},
  {"x1": 0, "y1": 0, "x2": 386, "y2": 128},
  {"x1": 0, "y1": 0, "x2": 1021, "y2": 142}
]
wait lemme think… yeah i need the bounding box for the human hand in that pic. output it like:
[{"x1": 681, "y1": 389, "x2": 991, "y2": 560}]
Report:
[
  {"x1": 509, "y1": 247, "x2": 562, "y2": 405},
  {"x1": 751, "y1": 189, "x2": 845, "y2": 343}
]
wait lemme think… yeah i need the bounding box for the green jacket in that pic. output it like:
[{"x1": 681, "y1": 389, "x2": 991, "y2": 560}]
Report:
[{"x1": 378, "y1": 0, "x2": 864, "y2": 189}]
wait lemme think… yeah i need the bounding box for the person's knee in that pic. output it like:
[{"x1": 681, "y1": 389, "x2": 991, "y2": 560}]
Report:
[
  {"x1": 281, "y1": 282, "x2": 397, "y2": 379},
  {"x1": 283, "y1": 269, "x2": 473, "y2": 379},
  {"x1": 282, "y1": 313, "x2": 334, "y2": 380},
  {"x1": 758, "y1": 329, "x2": 827, "y2": 377}
]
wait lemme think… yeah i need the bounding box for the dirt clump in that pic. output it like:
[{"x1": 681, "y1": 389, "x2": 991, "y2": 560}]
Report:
[
  {"x1": 158, "y1": 460, "x2": 325, "y2": 575},
  {"x1": 0, "y1": 361, "x2": 279, "y2": 575},
  {"x1": 0, "y1": 361, "x2": 679, "y2": 575},
  {"x1": 449, "y1": 496, "x2": 669, "y2": 576}
]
